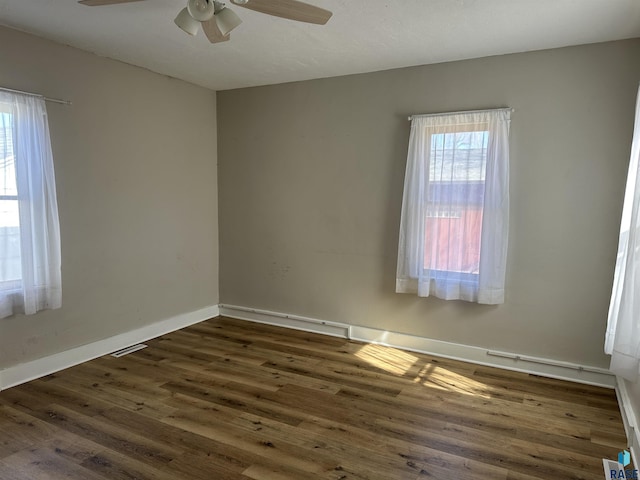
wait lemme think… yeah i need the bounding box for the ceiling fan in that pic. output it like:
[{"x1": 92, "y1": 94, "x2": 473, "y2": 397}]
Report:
[{"x1": 78, "y1": 0, "x2": 333, "y2": 44}]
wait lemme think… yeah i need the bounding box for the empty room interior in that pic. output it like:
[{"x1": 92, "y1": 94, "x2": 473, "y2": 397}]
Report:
[{"x1": 1, "y1": 0, "x2": 640, "y2": 479}]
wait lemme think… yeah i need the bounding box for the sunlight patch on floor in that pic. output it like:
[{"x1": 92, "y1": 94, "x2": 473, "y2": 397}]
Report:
[
  {"x1": 354, "y1": 343, "x2": 419, "y2": 376},
  {"x1": 354, "y1": 342, "x2": 493, "y2": 397},
  {"x1": 415, "y1": 363, "x2": 492, "y2": 397}
]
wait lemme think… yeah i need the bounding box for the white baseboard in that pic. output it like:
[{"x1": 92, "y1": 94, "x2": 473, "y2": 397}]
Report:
[
  {"x1": 219, "y1": 304, "x2": 615, "y2": 388},
  {"x1": 218, "y1": 304, "x2": 349, "y2": 338},
  {"x1": 0, "y1": 304, "x2": 219, "y2": 391},
  {"x1": 616, "y1": 378, "x2": 640, "y2": 467}
]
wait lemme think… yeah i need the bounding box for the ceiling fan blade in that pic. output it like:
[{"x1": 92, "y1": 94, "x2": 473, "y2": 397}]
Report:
[
  {"x1": 202, "y1": 18, "x2": 230, "y2": 44},
  {"x1": 78, "y1": 0, "x2": 145, "y2": 5},
  {"x1": 231, "y1": 0, "x2": 332, "y2": 25}
]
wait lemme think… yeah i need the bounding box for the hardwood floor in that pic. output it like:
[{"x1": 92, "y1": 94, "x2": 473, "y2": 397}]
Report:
[{"x1": 0, "y1": 316, "x2": 627, "y2": 479}]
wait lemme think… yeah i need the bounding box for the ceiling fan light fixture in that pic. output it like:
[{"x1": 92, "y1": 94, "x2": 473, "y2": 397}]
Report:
[
  {"x1": 174, "y1": 7, "x2": 200, "y2": 35},
  {"x1": 83, "y1": 0, "x2": 333, "y2": 43},
  {"x1": 215, "y1": 7, "x2": 242, "y2": 36},
  {"x1": 187, "y1": 0, "x2": 215, "y2": 21}
]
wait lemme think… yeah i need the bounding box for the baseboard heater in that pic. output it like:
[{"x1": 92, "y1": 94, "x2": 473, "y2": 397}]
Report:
[{"x1": 486, "y1": 350, "x2": 609, "y2": 374}]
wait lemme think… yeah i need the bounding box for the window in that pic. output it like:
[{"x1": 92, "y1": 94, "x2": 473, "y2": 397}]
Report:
[
  {"x1": 396, "y1": 109, "x2": 511, "y2": 304},
  {"x1": 0, "y1": 91, "x2": 61, "y2": 319},
  {"x1": 605, "y1": 85, "x2": 640, "y2": 380},
  {"x1": 424, "y1": 128, "x2": 487, "y2": 277}
]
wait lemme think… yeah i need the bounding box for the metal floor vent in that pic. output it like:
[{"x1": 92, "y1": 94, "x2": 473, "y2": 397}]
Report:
[{"x1": 110, "y1": 344, "x2": 148, "y2": 358}]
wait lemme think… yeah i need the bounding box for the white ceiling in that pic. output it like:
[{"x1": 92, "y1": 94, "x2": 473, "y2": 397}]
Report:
[{"x1": 0, "y1": 0, "x2": 639, "y2": 91}]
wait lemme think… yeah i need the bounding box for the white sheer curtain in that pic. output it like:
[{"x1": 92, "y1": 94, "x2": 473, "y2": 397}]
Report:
[
  {"x1": 396, "y1": 109, "x2": 510, "y2": 304},
  {"x1": 0, "y1": 91, "x2": 61, "y2": 319},
  {"x1": 605, "y1": 86, "x2": 640, "y2": 380}
]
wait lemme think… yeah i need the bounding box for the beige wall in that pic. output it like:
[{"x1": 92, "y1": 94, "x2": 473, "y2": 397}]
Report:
[
  {"x1": 218, "y1": 39, "x2": 640, "y2": 368},
  {"x1": 0, "y1": 26, "x2": 219, "y2": 369}
]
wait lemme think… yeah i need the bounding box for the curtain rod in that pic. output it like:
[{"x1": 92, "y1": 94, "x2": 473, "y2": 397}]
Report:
[
  {"x1": 0, "y1": 86, "x2": 72, "y2": 106},
  {"x1": 408, "y1": 107, "x2": 513, "y2": 121}
]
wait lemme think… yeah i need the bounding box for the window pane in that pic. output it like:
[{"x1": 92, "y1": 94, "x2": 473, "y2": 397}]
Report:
[
  {"x1": 425, "y1": 130, "x2": 488, "y2": 275},
  {"x1": 0, "y1": 112, "x2": 17, "y2": 196},
  {"x1": 0, "y1": 111, "x2": 20, "y2": 284},
  {"x1": 424, "y1": 206, "x2": 484, "y2": 274},
  {"x1": 0, "y1": 199, "x2": 21, "y2": 282},
  {"x1": 429, "y1": 131, "x2": 488, "y2": 182}
]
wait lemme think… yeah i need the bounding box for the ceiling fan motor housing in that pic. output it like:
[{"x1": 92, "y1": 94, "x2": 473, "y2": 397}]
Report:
[{"x1": 187, "y1": 0, "x2": 215, "y2": 21}]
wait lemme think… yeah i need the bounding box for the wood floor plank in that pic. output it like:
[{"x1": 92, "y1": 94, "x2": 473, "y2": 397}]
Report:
[
  {"x1": 0, "y1": 439, "x2": 108, "y2": 480},
  {"x1": 49, "y1": 369, "x2": 177, "y2": 419},
  {"x1": 162, "y1": 409, "x2": 337, "y2": 476},
  {"x1": 228, "y1": 413, "x2": 421, "y2": 478},
  {"x1": 0, "y1": 401, "x2": 80, "y2": 450},
  {"x1": 161, "y1": 377, "x2": 308, "y2": 426},
  {"x1": 21, "y1": 402, "x2": 181, "y2": 470},
  {"x1": 263, "y1": 358, "x2": 403, "y2": 396},
  {"x1": 241, "y1": 463, "x2": 324, "y2": 480},
  {"x1": 398, "y1": 383, "x2": 609, "y2": 439},
  {"x1": 297, "y1": 414, "x2": 509, "y2": 480},
  {"x1": 521, "y1": 393, "x2": 624, "y2": 433},
  {"x1": 79, "y1": 448, "x2": 184, "y2": 480},
  {"x1": 99, "y1": 405, "x2": 260, "y2": 473},
  {"x1": 0, "y1": 316, "x2": 627, "y2": 479},
  {"x1": 473, "y1": 367, "x2": 618, "y2": 409},
  {"x1": 0, "y1": 405, "x2": 50, "y2": 460},
  {"x1": 335, "y1": 385, "x2": 528, "y2": 437},
  {"x1": 15, "y1": 379, "x2": 114, "y2": 417},
  {"x1": 379, "y1": 419, "x2": 604, "y2": 480}
]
